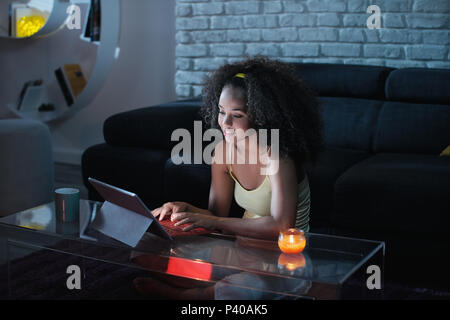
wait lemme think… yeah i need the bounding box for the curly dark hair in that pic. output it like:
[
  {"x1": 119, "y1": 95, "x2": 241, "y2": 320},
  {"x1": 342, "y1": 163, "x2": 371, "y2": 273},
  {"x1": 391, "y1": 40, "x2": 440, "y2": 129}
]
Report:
[{"x1": 200, "y1": 56, "x2": 323, "y2": 165}]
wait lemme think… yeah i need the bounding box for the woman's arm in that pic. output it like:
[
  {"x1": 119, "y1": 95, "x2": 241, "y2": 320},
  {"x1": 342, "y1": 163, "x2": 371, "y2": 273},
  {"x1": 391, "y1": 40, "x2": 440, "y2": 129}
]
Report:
[
  {"x1": 207, "y1": 140, "x2": 235, "y2": 217},
  {"x1": 215, "y1": 157, "x2": 298, "y2": 239},
  {"x1": 174, "y1": 157, "x2": 299, "y2": 240},
  {"x1": 213, "y1": 216, "x2": 281, "y2": 240}
]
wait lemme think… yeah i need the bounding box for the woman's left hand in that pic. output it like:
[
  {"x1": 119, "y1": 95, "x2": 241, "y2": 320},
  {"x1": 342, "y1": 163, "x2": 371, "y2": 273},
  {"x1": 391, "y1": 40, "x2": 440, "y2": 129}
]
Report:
[{"x1": 171, "y1": 212, "x2": 219, "y2": 231}]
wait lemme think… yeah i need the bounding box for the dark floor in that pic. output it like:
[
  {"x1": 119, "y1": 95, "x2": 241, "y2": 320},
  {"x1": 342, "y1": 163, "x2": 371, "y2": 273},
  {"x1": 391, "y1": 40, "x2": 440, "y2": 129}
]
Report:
[{"x1": 54, "y1": 162, "x2": 88, "y2": 200}]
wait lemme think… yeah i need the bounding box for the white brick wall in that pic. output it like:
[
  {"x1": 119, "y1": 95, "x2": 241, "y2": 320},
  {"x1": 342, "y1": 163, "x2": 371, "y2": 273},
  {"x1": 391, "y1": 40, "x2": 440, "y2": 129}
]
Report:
[{"x1": 175, "y1": 0, "x2": 450, "y2": 98}]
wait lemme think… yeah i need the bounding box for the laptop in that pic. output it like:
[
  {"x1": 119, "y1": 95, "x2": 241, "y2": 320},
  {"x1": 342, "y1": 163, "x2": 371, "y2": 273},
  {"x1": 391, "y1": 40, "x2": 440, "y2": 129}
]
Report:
[{"x1": 88, "y1": 177, "x2": 173, "y2": 245}]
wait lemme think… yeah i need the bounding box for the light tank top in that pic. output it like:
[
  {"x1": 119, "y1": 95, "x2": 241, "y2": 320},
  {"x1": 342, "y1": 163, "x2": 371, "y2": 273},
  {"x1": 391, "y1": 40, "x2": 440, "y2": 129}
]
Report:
[{"x1": 228, "y1": 165, "x2": 310, "y2": 232}]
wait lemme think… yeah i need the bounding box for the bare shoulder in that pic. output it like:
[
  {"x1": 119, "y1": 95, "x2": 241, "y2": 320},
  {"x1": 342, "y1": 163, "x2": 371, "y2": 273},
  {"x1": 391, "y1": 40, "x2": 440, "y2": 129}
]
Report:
[
  {"x1": 266, "y1": 155, "x2": 297, "y2": 183},
  {"x1": 268, "y1": 155, "x2": 306, "y2": 186},
  {"x1": 212, "y1": 140, "x2": 230, "y2": 173}
]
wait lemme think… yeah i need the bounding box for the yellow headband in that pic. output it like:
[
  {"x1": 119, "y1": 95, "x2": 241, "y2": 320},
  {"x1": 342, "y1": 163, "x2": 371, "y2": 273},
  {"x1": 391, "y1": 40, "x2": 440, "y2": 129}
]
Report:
[{"x1": 234, "y1": 73, "x2": 245, "y2": 79}]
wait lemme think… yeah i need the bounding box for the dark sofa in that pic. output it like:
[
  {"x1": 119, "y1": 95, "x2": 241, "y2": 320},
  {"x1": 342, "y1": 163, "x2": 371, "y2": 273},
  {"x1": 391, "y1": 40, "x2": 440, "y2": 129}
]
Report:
[{"x1": 81, "y1": 63, "x2": 450, "y2": 289}]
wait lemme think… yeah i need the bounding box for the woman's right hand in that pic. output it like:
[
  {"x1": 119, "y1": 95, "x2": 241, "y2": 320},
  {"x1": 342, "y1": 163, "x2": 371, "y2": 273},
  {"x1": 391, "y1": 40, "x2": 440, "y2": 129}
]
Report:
[{"x1": 151, "y1": 202, "x2": 191, "y2": 221}]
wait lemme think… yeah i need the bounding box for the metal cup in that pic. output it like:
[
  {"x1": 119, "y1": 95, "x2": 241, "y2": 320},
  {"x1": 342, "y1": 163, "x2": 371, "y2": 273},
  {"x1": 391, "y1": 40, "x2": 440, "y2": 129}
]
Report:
[{"x1": 55, "y1": 188, "x2": 80, "y2": 222}]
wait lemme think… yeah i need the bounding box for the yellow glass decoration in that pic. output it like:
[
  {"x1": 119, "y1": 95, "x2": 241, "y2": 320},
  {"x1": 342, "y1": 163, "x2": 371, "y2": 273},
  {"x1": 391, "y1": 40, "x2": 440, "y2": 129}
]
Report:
[{"x1": 17, "y1": 15, "x2": 46, "y2": 38}]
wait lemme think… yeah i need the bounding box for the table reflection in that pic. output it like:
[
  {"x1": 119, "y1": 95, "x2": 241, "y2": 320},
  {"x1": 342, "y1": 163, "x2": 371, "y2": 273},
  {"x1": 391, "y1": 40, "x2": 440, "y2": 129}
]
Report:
[
  {"x1": 131, "y1": 234, "x2": 315, "y2": 300},
  {"x1": 0, "y1": 200, "x2": 371, "y2": 299},
  {"x1": 278, "y1": 253, "x2": 307, "y2": 274},
  {"x1": 9, "y1": 201, "x2": 99, "y2": 238}
]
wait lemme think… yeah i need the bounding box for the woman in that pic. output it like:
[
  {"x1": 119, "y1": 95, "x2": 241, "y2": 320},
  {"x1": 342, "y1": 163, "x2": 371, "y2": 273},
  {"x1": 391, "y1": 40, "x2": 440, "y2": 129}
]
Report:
[
  {"x1": 152, "y1": 56, "x2": 323, "y2": 240},
  {"x1": 134, "y1": 56, "x2": 323, "y2": 299}
]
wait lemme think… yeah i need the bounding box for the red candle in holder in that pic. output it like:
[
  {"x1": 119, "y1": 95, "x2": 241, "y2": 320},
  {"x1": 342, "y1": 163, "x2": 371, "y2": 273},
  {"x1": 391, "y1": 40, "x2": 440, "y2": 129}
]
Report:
[{"x1": 278, "y1": 228, "x2": 306, "y2": 254}]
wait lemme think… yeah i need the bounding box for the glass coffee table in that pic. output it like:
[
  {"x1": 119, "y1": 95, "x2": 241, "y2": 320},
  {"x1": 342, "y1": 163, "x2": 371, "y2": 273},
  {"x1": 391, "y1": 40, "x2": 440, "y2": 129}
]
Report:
[{"x1": 0, "y1": 200, "x2": 384, "y2": 300}]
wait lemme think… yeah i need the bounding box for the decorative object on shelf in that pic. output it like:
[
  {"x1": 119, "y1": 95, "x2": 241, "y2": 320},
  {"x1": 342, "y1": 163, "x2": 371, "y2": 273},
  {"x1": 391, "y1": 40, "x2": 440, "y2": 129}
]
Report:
[
  {"x1": 4, "y1": 0, "x2": 120, "y2": 123},
  {"x1": 278, "y1": 228, "x2": 306, "y2": 254},
  {"x1": 8, "y1": 1, "x2": 51, "y2": 38},
  {"x1": 55, "y1": 64, "x2": 87, "y2": 106},
  {"x1": 91, "y1": 0, "x2": 101, "y2": 41},
  {"x1": 16, "y1": 15, "x2": 46, "y2": 37},
  {"x1": 17, "y1": 79, "x2": 43, "y2": 111},
  {"x1": 38, "y1": 103, "x2": 55, "y2": 112},
  {"x1": 82, "y1": 0, "x2": 100, "y2": 42}
]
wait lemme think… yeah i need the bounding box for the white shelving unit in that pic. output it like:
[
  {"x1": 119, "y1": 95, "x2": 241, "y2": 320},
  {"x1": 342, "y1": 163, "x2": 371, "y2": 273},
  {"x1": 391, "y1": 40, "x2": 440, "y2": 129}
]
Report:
[{"x1": 5, "y1": 0, "x2": 120, "y2": 123}]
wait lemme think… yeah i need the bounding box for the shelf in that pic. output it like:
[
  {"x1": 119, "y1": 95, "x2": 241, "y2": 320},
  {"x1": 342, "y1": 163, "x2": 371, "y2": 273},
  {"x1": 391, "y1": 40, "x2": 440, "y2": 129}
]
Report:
[
  {"x1": 8, "y1": 103, "x2": 67, "y2": 122},
  {"x1": 33, "y1": 0, "x2": 72, "y2": 38},
  {"x1": 79, "y1": 36, "x2": 100, "y2": 45},
  {"x1": 6, "y1": 0, "x2": 120, "y2": 123}
]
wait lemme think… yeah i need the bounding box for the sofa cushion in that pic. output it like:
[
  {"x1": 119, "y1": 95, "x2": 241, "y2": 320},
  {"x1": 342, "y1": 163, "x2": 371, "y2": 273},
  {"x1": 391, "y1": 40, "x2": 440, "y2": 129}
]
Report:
[
  {"x1": 103, "y1": 100, "x2": 203, "y2": 150},
  {"x1": 441, "y1": 146, "x2": 450, "y2": 156},
  {"x1": 81, "y1": 143, "x2": 170, "y2": 209},
  {"x1": 293, "y1": 63, "x2": 393, "y2": 99},
  {"x1": 164, "y1": 160, "x2": 211, "y2": 209},
  {"x1": 319, "y1": 97, "x2": 383, "y2": 151},
  {"x1": 332, "y1": 153, "x2": 450, "y2": 235},
  {"x1": 386, "y1": 68, "x2": 450, "y2": 105},
  {"x1": 374, "y1": 102, "x2": 450, "y2": 154},
  {"x1": 305, "y1": 147, "x2": 370, "y2": 229}
]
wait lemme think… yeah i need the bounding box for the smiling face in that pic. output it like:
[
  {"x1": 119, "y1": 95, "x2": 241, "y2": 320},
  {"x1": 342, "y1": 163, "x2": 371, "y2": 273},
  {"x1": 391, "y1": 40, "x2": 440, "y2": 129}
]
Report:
[{"x1": 218, "y1": 85, "x2": 252, "y2": 143}]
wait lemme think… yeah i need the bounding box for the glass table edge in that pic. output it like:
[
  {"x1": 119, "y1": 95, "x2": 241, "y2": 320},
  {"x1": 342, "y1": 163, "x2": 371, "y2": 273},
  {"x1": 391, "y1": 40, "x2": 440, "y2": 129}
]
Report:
[
  {"x1": 0, "y1": 200, "x2": 386, "y2": 247},
  {"x1": 1, "y1": 200, "x2": 386, "y2": 286}
]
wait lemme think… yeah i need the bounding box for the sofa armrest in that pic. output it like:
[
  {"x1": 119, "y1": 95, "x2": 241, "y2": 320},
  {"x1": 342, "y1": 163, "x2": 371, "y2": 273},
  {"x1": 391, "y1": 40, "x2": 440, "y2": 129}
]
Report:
[
  {"x1": 0, "y1": 119, "x2": 54, "y2": 216},
  {"x1": 103, "y1": 99, "x2": 203, "y2": 150}
]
